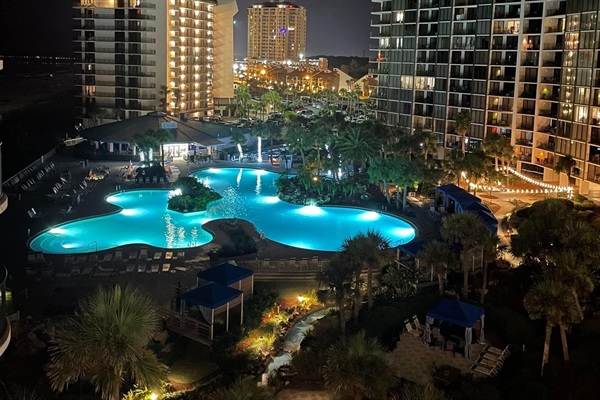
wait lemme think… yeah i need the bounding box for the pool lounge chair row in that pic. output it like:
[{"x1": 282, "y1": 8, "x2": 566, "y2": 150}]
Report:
[
  {"x1": 244, "y1": 257, "x2": 325, "y2": 270},
  {"x1": 63, "y1": 250, "x2": 186, "y2": 266},
  {"x1": 472, "y1": 345, "x2": 510, "y2": 377}
]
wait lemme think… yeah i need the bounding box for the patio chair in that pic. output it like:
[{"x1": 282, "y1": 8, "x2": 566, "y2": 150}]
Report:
[
  {"x1": 137, "y1": 264, "x2": 147, "y2": 273},
  {"x1": 151, "y1": 264, "x2": 159, "y2": 273},
  {"x1": 300, "y1": 258, "x2": 309, "y2": 268},
  {"x1": 276, "y1": 260, "x2": 286, "y2": 269},
  {"x1": 176, "y1": 251, "x2": 185, "y2": 261},
  {"x1": 485, "y1": 344, "x2": 510, "y2": 357},
  {"x1": 64, "y1": 255, "x2": 75, "y2": 265},
  {"x1": 81, "y1": 266, "x2": 94, "y2": 275},
  {"x1": 482, "y1": 351, "x2": 506, "y2": 364},
  {"x1": 89, "y1": 254, "x2": 99, "y2": 264},
  {"x1": 153, "y1": 252, "x2": 163, "y2": 260},
  {"x1": 139, "y1": 248, "x2": 148, "y2": 260},
  {"x1": 471, "y1": 364, "x2": 498, "y2": 377},
  {"x1": 310, "y1": 256, "x2": 319, "y2": 268},
  {"x1": 162, "y1": 263, "x2": 171, "y2": 272},
  {"x1": 262, "y1": 258, "x2": 271, "y2": 268},
  {"x1": 165, "y1": 251, "x2": 173, "y2": 260},
  {"x1": 126, "y1": 264, "x2": 135, "y2": 273},
  {"x1": 477, "y1": 357, "x2": 498, "y2": 369},
  {"x1": 114, "y1": 249, "x2": 123, "y2": 261},
  {"x1": 288, "y1": 257, "x2": 297, "y2": 267},
  {"x1": 100, "y1": 253, "x2": 113, "y2": 263},
  {"x1": 412, "y1": 315, "x2": 425, "y2": 332},
  {"x1": 404, "y1": 319, "x2": 421, "y2": 336}
]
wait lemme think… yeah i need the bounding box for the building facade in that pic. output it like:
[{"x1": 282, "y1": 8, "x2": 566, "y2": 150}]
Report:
[
  {"x1": 247, "y1": 1, "x2": 307, "y2": 62},
  {"x1": 371, "y1": 0, "x2": 600, "y2": 195},
  {"x1": 74, "y1": 0, "x2": 235, "y2": 127}
]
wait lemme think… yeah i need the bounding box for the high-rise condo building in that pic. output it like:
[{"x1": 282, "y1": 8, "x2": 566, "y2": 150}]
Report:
[
  {"x1": 247, "y1": 1, "x2": 307, "y2": 62},
  {"x1": 371, "y1": 0, "x2": 600, "y2": 196},
  {"x1": 74, "y1": 0, "x2": 236, "y2": 127}
]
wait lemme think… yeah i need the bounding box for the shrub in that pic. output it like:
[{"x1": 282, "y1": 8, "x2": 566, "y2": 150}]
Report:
[{"x1": 168, "y1": 176, "x2": 222, "y2": 212}]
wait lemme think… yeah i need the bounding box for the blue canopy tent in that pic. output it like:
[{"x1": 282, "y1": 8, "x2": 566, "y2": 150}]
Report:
[
  {"x1": 424, "y1": 298, "x2": 485, "y2": 358},
  {"x1": 197, "y1": 262, "x2": 254, "y2": 293},
  {"x1": 181, "y1": 282, "x2": 244, "y2": 339}
]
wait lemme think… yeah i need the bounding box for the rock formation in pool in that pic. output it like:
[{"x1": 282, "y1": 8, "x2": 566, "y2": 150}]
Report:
[{"x1": 167, "y1": 176, "x2": 222, "y2": 213}]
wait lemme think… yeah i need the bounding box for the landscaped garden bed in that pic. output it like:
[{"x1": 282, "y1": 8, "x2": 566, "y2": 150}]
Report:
[{"x1": 168, "y1": 176, "x2": 222, "y2": 213}]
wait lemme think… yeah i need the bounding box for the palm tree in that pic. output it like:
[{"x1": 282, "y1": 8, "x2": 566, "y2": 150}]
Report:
[
  {"x1": 454, "y1": 110, "x2": 472, "y2": 153},
  {"x1": 229, "y1": 129, "x2": 247, "y2": 161},
  {"x1": 323, "y1": 332, "x2": 395, "y2": 400},
  {"x1": 523, "y1": 279, "x2": 580, "y2": 375},
  {"x1": 553, "y1": 155, "x2": 578, "y2": 185},
  {"x1": 234, "y1": 84, "x2": 252, "y2": 119},
  {"x1": 549, "y1": 249, "x2": 595, "y2": 322},
  {"x1": 261, "y1": 90, "x2": 283, "y2": 114},
  {"x1": 337, "y1": 126, "x2": 379, "y2": 176},
  {"x1": 414, "y1": 130, "x2": 439, "y2": 161},
  {"x1": 444, "y1": 148, "x2": 466, "y2": 187},
  {"x1": 263, "y1": 122, "x2": 283, "y2": 164},
  {"x1": 389, "y1": 158, "x2": 424, "y2": 212},
  {"x1": 317, "y1": 254, "x2": 355, "y2": 333},
  {"x1": 418, "y1": 240, "x2": 454, "y2": 296},
  {"x1": 132, "y1": 129, "x2": 172, "y2": 165},
  {"x1": 368, "y1": 158, "x2": 392, "y2": 205},
  {"x1": 479, "y1": 234, "x2": 506, "y2": 304},
  {"x1": 47, "y1": 285, "x2": 167, "y2": 400},
  {"x1": 285, "y1": 122, "x2": 309, "y2": 167},
  {"x1": 440, "y1": 212, "x2": 488, "y2": 299},
  {"x1": 208, "y1": 378, "x2": 270, "y2": 400},
  {"x1": 342, "y1": 230, "x2": 392, "y2": 311},
  {"x1": 308, "y1": 122, "x2": 333, "y2": 176}
]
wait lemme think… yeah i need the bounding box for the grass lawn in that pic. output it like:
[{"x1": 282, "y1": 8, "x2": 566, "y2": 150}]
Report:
[{"x1": 168, "y1": 345, "x2": 219, "y2": 386}]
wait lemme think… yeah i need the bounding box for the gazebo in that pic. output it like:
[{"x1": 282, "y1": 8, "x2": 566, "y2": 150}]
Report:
[
  {"x1": 181, "y1": 282, "x2": 244, "y2": 340},
  {"x1": 197, "y1": 261, "x2": 254, "y2": 298},
  {"x1": 424, "y1": 298, "x2": 485, "y2": 359}
]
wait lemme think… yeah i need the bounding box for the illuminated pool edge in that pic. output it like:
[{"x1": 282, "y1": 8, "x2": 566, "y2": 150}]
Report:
[{"x1": 29, "y1": 168, "x2": 417, "y2": 254}]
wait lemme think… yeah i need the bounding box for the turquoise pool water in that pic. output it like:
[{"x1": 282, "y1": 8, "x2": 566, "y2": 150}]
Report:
[{"x1": 29, "y1": 168, "x2": 416, "y2": 254}]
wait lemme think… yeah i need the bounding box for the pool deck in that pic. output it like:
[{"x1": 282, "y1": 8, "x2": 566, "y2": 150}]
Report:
[{"x1": 0, "y1": 151, "x2": 440, "y2": 319}]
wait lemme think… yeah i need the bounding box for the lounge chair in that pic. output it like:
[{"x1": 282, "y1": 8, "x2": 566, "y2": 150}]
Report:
[
  {"x1": 64, "y1": 255, "x2": 74, "y2": 265},
  {"x1": 310, "y1": 256, "x2": 319, "y2": 267},
  {"x1": 485, "y1": 344, "x2": 510, "y2": 357},
  {"x1": 477, "y1": 358, "x2": 497, "y2": 369},
  {"x1": 82, "y1": 266, "x2": 94, "y2": 275},
  {"x1": 176, "y1": 251, "x2": 185, "y2": 261},
  {"x1": 128, "y1": 252, "x2": 137, "y2": 260},
  {"x1": 300, "y1": 258, "x2": 309, "y2": 268},
  {"x1": 151, "y1": 264, "x2": 159, "y2": 273},
  {"x1": 472, "y1": 364, "x2": 498, "y2": 377},
  {"x1": 276, "y1": 260, "x2": 286, "y2": 269},
  {"x1": 288, "y1": 257, "x2": 297, "y2": 267},
  {"x1": 89, "y1": 254, "x2": 99, "y2": 264},
  {"x1": 262, "y1": 258, "x2": 271, "y2": 268},
  {"x1": 137, "y1": 264, "x2": 147, "y2": 273},
  {"x1": 139, "y1": 248, "x2": 148, "y2": 260},
  {"x1": 482, "y1": 351, "x2": 506, "y2": 364},
  {"x1": 126, "y1": 264, "x2": 135, "y2": 273},
  {"x1": 115, "y1": 249, "x2": 123, "y2": 261},
  {"x1": 27, "y1": 253, "x2": 37, "y2": 264},
  {"x1": 77, "y1": 254, "x2": 88, "y2": 264},
  {"x1": 153, "y1": 252, "x2": 163, "y2": 260},
  {"x1": 100, "y1": 254, "x2": 112, "y2": 263},
  {"x1": 162, "y1": 263, "x2": 171, "y2": 272},
  {"x1": 165, "y1": 251, "x2": 173, "y2": 260}
]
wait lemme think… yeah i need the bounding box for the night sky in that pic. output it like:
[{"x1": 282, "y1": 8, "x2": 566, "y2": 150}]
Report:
[{"x1": 0, "y1": 0, "x2": 370, "y2": 58}]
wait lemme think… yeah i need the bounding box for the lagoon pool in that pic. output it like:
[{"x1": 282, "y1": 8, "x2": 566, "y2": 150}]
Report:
[{"x1": 29, "y1": 168, "x2": 416, "y2": 254}]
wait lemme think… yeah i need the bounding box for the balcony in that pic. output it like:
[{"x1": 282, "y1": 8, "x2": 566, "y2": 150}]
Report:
[
  {"x1": 519, "y1": 92, "x2": 536, "y2": 99},
  {"x1": 541, "y1": 77, "x2": 560, "y2": 84},
  {"x1": 540, "y1": 93, "x2": 559, "y2": 102},
  {"x1": 491, "y1": 58, "x2": 517, "y2": 66},
  {"x1": 493, "y1": 28, "x2": 519, "y2": 35},
  {"x1": 518, "y1": 108, "x2": 535, "y2": 115},
  {"x1": 517, "y1": 124, "x2": 534, "y2": 131},
  {"x1": 450, "y1": 85, "x2": 472, "y2": 93},
  {"x1": 546, "y1": 7, "x2": 566, "y2": 17},
  {"x1": 516, "y1": 138, "x2": 533, "y2": 147},
  {"x1": 488, "y1": 104, "x2": 513, "y2": 112},
  {"x1": 539, "y1": 125, "x2": 556, "y2": 134},
  {"x1": 490, "y1": 75, "x2": 516, "y2": 81},
  {"x1": 489, "y1": 90, "x2": 514, "y2": 97},
  {"x1": 491, "y1": 44, "x2": 518, "y2": 51},
  {"x1": 488, "y1": 119, "x2": 511, "y2": 127},
  {"x1": 536, "y1": 142, "x2": 555, "y2": 151},
  {"x1": 414, "y1": 96, "x2": 434, "y2": 104},
  {"x1": 538, "y1": 110, "x2": 557, "y2": 118}
]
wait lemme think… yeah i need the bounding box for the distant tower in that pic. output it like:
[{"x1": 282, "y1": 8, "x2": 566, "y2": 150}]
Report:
[
  {"x1": 247, "y1": 0, "x2": 306, "y2": 62},
  {"x1": 73, "y1": 0, "x2": 221, "y2": 126},
  {"x1": 213, "y1": 0, "x2": 238, "y2": 101}
]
